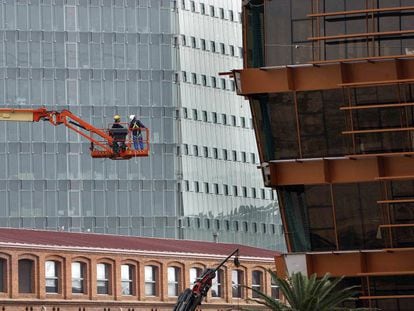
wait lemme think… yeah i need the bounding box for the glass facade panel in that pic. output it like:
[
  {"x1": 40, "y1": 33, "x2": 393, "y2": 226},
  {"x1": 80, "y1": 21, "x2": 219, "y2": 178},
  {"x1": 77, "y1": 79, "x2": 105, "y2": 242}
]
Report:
[
  {"x1": 279, "y1": 182, "x2": 384, "y2": 252},
  {"x1": 253, "y1": 0, "x2": 414, "y2": 66}
]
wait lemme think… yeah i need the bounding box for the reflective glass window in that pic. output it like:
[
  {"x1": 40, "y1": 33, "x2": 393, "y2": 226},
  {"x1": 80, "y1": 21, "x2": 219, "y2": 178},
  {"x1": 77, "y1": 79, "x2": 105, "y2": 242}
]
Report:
[
  {"x1": 167, "y1": 266, "x2": 180, "y2": 297},
  {"x1": 144, "y1": 265, "x2": 158, "y2": 296},
  {"x1": 211, "y1": 269, "x2": 223, "y2": 298},
  {"x1": 232, "y1": 270, "x2": 244, "y2": 298},
  {"x1": 72, "y1": 261, "x2": 85, "y2": 294},
  {"x1": 121, "y1": 264, "x2": 134, "y2": 295},
  {"x1": 97, "y1": 263, "x2": 110, "y2": 295},
  {"x1": 45, "y1": 260, "x2": 59, "y2": 293},
  {"x1": 271, "y1": 273, "x2": 279, "y2": 299},
  {"x1": 189, "y1": 267, "x2": 202, "y2": 286},
  {"x1": 252, "y1": 270, "x2": 263, "y2": 298},
  {"x1": 209, "y1": 5, "x2": 214, "y2": 17}
]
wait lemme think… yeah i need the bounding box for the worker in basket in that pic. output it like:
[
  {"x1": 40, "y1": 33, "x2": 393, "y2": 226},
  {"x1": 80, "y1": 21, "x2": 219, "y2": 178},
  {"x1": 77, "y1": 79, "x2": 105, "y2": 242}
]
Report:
[
  {"x1": 129, "y1": 114, "x2": 146, "y2": 150},
  {"x1": 109, "y1": 115, "x2": 128, "y2": 154}
]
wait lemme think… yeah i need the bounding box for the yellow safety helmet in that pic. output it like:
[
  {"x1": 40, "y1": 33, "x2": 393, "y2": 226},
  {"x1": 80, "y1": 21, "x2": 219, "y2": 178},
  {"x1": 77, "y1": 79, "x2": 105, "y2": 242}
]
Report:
[{"x1": 114, "y1": 115, "x2": 121, "y2": 121}]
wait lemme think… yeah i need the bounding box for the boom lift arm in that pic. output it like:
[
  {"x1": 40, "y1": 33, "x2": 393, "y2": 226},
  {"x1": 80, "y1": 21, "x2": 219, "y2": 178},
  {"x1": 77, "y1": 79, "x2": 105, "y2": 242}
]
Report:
[
  {"x1": 0, "y1": 107, "x2": 149, "y2": 160},
  {"x1": 173, "y1": 249, "x2": 240, "y2": 311}
]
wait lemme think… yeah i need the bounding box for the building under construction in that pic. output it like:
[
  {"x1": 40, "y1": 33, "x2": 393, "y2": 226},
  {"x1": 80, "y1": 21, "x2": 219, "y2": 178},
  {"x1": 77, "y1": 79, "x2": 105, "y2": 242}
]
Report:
[{"x1": 234, "y1": 0, "x2": 414, "y2": 309}]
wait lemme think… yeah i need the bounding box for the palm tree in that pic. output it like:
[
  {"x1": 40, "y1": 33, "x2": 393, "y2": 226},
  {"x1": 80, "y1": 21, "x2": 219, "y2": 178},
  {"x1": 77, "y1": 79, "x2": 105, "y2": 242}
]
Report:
[{"x1": 245, "y1": 270, "x2": 364, "y2": 311}]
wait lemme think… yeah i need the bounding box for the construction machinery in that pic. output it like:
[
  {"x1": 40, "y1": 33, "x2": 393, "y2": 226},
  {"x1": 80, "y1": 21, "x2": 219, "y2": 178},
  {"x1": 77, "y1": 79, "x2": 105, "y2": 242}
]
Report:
[
  {"x1": 0, "y1": 107, "x2": 149, "y2": 160},
  {"x1": 173, "y1": 249, "x2": 240, "y2": 311}
]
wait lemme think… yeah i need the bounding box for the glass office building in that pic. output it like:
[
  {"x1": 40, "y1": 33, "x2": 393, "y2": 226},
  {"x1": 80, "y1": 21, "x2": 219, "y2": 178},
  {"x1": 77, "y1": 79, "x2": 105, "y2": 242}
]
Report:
[
  {"x1": 0, "y1": 0, "x2": 283, "y2": 250},
  {"x1": 237, "y1": 0, "x2": 414, "y2": 308}
]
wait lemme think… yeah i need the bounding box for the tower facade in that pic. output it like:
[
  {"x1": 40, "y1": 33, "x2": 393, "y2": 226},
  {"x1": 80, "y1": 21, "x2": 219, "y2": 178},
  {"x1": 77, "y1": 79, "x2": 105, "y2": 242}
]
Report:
[
  {"x1": 176, "y1": 0, "x2": 284, "y2": 249},
  {"x1": 0, "y1": 0, "x2": 283, "y2": 250}
]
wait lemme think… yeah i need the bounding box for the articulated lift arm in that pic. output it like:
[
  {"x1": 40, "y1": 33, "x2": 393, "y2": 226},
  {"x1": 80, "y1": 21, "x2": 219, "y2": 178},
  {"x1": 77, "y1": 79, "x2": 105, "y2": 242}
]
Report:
[
  {"x1": 0, "y1": 107, "x2": 149, "y2": 160},
  {"x1": 173, "y1": 249, "x2": 240, "y2": 311}
]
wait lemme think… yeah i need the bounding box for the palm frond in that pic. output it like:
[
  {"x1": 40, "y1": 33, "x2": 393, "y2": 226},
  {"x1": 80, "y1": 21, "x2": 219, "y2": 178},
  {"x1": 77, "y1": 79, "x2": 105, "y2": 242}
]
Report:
[
  {"x1": 241, "y1": 284, "x2": 290, "y2": 310},
  {"x1": 254, "y1": 270, "x2": 363, "y2": 311}
]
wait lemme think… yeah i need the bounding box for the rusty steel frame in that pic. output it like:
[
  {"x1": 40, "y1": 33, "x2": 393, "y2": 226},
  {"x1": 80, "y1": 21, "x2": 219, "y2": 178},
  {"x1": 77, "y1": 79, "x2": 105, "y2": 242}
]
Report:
[
  {"x1": 378, "y1": 198, "x2": 414, "y2": 204},
  {"x1": 307, "y1": 5, "x2": 414, "y2": 18},
  {"x1": 267, "y1": 155, "x2": 414, "y2": 186},
  {"x1": 304, "y1": 248, "x2": 414, "y2": 277},
  {"x1": 311, "y1": 53, "x2": 414, "y2": 65},
  {"x1": 340, "y1": 102, "x2": 414, "y2": 110},
  {"x1": 309, "y1": 29, "x2": 414, "y2": 42},
  {"x1": 234, "y1": 58, "x2": 414, "y2": 95}
]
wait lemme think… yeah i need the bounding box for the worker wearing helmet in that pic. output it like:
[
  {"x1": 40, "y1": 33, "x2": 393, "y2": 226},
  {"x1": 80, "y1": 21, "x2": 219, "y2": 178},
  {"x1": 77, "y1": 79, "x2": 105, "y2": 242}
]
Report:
[
  {"x1": 112, "y1": 115, "x2": 123, "y2": 127},
  {"x1": 110, "y1": 115, "x2": 127, "y2": 153},
  {"x1": 129, "y1": 114, "x2": 146, "y2": 150}
]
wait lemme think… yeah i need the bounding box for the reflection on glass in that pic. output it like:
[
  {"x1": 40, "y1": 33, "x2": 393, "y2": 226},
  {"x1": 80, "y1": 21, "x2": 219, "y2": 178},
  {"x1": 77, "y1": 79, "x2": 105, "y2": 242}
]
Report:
[
  {"x1": 121, "y1": 264, "x2": 133, "y2": 295},
  {"x1": 144, "y1": 265, "x2": 157, "y2": 296},
  {"x1": 45, "y1": 260, "x2": 58, "y2": 293},
  {"x1": 97, "y1": 263, "x2": 109, "y2": 294},
  {"x1": 72, "y1": 262, "x2": 85, "y2": 294},
  {"x1": 252, "y1": 270, "x2": 263, "y2": 298},
  {"x1": 232, "y1": 269, "x2": 243, "y2": 298},
  {"x1": 167, "y1": 266, "x2": 180, "y2": 297},
  {"x1": 211, "y1": 269, "x2": 223, "y2": 298}
]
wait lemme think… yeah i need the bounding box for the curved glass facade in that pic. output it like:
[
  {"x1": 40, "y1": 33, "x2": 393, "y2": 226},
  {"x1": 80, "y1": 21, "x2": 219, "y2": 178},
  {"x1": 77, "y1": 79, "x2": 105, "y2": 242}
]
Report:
[
  {"x1": 241, "y1": 0, "x2": 414, "y2": 308},
  {"x1": 0, "y1": 0, "x2": 284, "y2": 251}
]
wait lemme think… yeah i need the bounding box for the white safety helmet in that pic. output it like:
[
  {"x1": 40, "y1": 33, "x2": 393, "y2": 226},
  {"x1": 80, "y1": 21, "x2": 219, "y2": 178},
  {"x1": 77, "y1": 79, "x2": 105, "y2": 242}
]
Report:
[{"x1": 129, "y1": 114, "x2": 135, "y2": 121}]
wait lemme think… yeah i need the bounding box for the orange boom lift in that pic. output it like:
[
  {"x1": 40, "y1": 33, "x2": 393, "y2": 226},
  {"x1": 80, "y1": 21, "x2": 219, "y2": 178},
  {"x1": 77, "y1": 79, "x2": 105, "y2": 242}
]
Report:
[{"x1": 0, "y1": 107, "x2": 149, "y2": 160}]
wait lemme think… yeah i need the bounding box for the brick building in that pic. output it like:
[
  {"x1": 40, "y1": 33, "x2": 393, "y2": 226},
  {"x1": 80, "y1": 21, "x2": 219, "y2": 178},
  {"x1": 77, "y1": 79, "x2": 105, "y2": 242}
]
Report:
[{"x1": 0, "y1": 228, "x2": 278, "y2": 310}]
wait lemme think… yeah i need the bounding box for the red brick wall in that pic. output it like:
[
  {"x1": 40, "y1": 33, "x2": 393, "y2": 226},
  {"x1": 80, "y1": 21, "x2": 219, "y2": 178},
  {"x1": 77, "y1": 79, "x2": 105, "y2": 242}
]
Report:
[{"x1": 0, "y1": 246, "x2": 274, "y2": 310}]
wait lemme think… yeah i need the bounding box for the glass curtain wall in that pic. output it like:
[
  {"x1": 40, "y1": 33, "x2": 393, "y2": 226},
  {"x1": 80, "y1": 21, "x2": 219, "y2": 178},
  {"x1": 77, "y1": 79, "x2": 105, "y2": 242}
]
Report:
[
  {"x1": 250, "y1": 85, "x2": 414, "y2": 163},
  {"x1": 0, "y1": 0, "x2": 178, "y2": 237},
  {"x1": 278, "y1": 181, "x2": 414, "y2": 252},
  {"x1": 245, "y1": 0, "x2": 414, "y2": 67}
]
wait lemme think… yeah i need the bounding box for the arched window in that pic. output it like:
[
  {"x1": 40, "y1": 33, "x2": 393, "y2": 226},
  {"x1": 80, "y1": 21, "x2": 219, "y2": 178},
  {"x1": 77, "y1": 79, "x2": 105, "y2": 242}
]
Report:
[
  {"x1": 72, "y1": 261, "x2": 86, "y2": 294},
  {"x1": 97, "y1": 263, "x2": 111, "y2": 295},
  {"x1": 19, "y1": 259, "x2": 34, "y2": 293},
  {"x1": 167, "y1": 266, "x2": 180, "y2": 297},
  {"x1": 232, "y1": 269, "x2": 244, "y2": 298},
  {"x1": 189, "y1": 267, "x2": 203, "y2": 287},
  {"x1": 45, "y1": 260, "x2": 60, "y2": 293},
  {"x1": 121, "y1": 264, "x2": 134, "y2": 296},
  {"x1": 0, "y1": 258, "x2": 6, "y2": 293},
  {"x1": 271, "y1": 272, "x2": 280, "y2": 299},
  {"x1": 211, "y1": 268, "x2": 224, "y2": 298},
  {"x1": 252, "y1": 270, "x2": 263, "y2": 298},
  {"x1": 144, "y1": 265, "x2": 158, "y2": 296}
]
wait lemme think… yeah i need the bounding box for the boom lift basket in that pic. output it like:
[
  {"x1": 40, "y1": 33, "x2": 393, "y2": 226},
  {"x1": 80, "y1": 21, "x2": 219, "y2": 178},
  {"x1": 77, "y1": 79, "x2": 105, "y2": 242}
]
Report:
[{"x1": 0, "y1": 108, "x2": 149, "y2": 160}]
